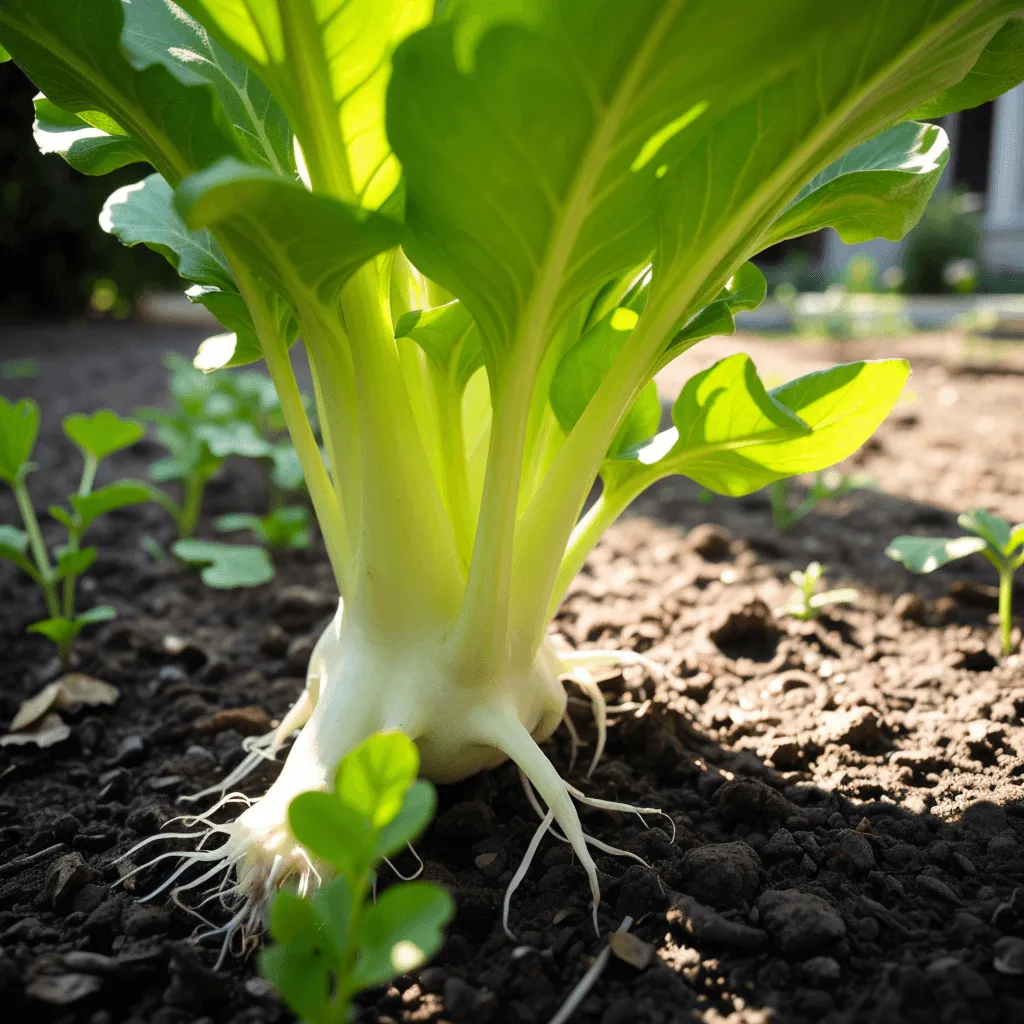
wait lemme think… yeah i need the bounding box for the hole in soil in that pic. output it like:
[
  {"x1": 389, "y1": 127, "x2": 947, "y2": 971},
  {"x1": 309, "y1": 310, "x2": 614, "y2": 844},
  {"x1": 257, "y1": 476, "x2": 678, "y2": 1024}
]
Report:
[{"x1": 709, "y1": 601, "x2": 782, "y2": 662}]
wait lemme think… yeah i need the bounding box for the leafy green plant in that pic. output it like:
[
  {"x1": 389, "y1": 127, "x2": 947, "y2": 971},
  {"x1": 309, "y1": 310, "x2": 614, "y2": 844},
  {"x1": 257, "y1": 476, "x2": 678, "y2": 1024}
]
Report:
[
  {"x1": 887, "y1": 509, "x2": 1023, "y2": 655},
  {"x1": 779, "y1": 561, "x2": 858, "y2": 621},
  {"x1": 216, "y1": 506, "x2": 311, "y2": 550},
  {"x1": 0, "y1": 398, "x2": 150, "y2": 661},
  {"x1": 262, "y1": 732, "x2": 452, "y2": 1024},
  {"x1": 4, "y1": 0, "x2": 1022, "y2": 934},
  {"x1": 769, "y1": 469, "x2": 877, "y2": 532}
]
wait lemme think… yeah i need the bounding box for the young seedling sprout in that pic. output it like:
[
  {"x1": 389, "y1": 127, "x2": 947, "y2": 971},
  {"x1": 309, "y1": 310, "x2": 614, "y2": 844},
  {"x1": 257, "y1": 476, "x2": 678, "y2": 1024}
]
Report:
[
  {"x1": 0, "y1": 398, "x2": 150, "y2": 662},
  {"x1": 887, "y1": 509, "x2": 1024, "y2": 655},
  {"x1": 4, "y1": 0, "x2": 1022, "y2": 943},
  {"x1": 769, "y1": 469, "x2": 876, "y2": 533},
  {"x1": 779, "y1": 561, "x2": 858, "y2": 621}
]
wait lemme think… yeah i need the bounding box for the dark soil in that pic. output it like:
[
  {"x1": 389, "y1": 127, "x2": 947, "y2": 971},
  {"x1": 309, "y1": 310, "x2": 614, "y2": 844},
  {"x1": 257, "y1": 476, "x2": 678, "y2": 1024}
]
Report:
[{"x1": 1, "y1": 323, "x2": 1023, "y2": 1024}]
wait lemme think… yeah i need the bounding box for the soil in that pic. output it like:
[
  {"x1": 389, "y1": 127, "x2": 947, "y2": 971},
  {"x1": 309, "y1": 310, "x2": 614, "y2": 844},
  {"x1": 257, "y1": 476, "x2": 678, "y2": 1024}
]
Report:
[{"x1": 1, "y1": 322, "x2": 1023, "y2": 1024}]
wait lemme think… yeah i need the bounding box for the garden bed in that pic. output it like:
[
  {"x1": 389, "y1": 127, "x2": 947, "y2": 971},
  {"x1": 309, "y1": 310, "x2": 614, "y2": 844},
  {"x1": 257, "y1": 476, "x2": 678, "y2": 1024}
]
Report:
[{"x1": 1, "y1": 324, "x2": 1023, "y2": 1024}]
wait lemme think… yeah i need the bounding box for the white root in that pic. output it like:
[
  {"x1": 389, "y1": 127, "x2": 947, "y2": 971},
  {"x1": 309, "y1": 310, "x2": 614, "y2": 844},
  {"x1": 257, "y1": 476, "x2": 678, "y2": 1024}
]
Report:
[
  {"x1": 563, "y1": 668, "x2": 607, "y2": 778},
  {"x1": 502, "y1": 810, "x2": 554, "y2": 942}
]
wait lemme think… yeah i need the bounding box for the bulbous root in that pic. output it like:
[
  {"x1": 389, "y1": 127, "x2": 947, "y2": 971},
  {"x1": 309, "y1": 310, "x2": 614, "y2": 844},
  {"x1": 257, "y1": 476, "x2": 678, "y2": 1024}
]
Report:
[{"x1": 121, "y1": 637, "x2": 673, "y2": 957}]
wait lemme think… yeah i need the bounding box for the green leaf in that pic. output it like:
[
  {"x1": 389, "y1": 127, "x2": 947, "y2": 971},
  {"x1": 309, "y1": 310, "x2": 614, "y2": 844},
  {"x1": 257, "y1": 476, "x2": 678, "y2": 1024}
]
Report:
[
  {"x1": 54, "y1": 547, "x2": 96, "y2": 581},
  {"x1": 617, "y1": 356, "x2": 909, "y2": 497},
  {"x1": 374, "y1": 780, "x2": 437, "y2": 860},
  {"x1": 175, "y1": 0, "x2": 431, "y2": 207},
  {"x1": 0, "y1": 396, "x2": 39, "y2": 485},
  {"x1": 913, "y1": 18, "x2": 1024, "y2": 118},
  {"x1": 175, "y1": 158, "x2": 403, "y2": 309},
  {"x1": 658, "y1": 262, "x2": 767, "y2": 368},
  {"x1": 1010, "y1": 523, "x2": 1024, "y2": 554},
  {"x1": 395, "y1": 300, "x2": 484, "y2": 389},
  {"x1": 352, "y1": 882, "x2": 454, "y2": 990},
  {"x1": 120, "y1": 0, "x2": 293, "y2": 174},
  {"x1": 77, "y1": 605, "x2": 116, "y2": 625},
  {"x1": 0, "y1": 524, "x2": 40, "y2": 582},
  {"x1": 0, "y1": 0, "x2": 244, "y2": 185},
  {"x1": 195, "y1": 420, "x2": 272, "y2": 459},
  {"x1": 102, "y1": 174, "x2": 235, "y2": 289},
  {"x1": 270, "y1": 445, "x2": 305, "y2": 491},
  {"x1": 62, "y1": 410, "x2": 145, "y2": 460},
  {"x1": 958, "y1": 508, "x2": 1014, "y2": 554},
  {"x1": 761, "y1": 122, "x2": 949, "y2": 249},
  {"x1": 263, "y1": 892, "x2": 335, "y2": 1024},
  {"x1": 172, "y1": 539, "x2": 274, "y2": 588},
  {"x1": 70, "y1": 481, "x2": 155, "y2": 531},
  {"x1": 550, "y1": 308, "x2": 661, "y2": 458},
  {"x1": 334, "y1": 732, "x2": 420, "y2": 830},
  {"x1": 311, "y1": 876, "x2": 353, "y2": 955},
  {"x1": 886, "y1": 535, "x2": 989, "y2": 573},
  {"x1": 0, "y1": 41, "x2": 10, "y2": 61},
  {"x1": 27, "y1": 616, "x2": 82, "y2": 646},
  {"x1": 288, "y1": 790, "x2": 369, "y2": 878},
  {"x1": 214, "y1": 512, "x2": 265, "y2": 539},
  {"x1": 33, "y1": 96, "x2": 147, "y2": 176},
  {"x1": 261, "y1": 506, "x2": 312, "y2": 550}
]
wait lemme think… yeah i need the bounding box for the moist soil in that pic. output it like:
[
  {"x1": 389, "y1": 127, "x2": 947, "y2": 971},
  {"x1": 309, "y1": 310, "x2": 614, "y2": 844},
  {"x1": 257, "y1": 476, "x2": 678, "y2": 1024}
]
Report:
[{"x1": 1, "y1": 322, "x2": 1023, "y2": 1024}]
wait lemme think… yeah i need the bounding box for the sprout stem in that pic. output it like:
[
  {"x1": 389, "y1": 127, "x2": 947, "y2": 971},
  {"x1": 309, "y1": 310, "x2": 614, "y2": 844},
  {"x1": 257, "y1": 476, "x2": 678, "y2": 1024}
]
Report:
[{"x1": 999, "y1": 566, "x2": 1014, "y2": 656}]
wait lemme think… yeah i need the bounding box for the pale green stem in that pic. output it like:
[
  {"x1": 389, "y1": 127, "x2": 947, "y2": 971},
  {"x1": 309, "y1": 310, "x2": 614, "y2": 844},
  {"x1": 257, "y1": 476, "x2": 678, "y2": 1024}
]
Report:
[
  {"x1": 430, "y1": 361, "x2": 474, "y2": 567},
  {"x1": 62, "y1": 453, "x2": 99, "y2": 620},
  {"x1": 999, "y1": 566, "x2": 1014, "y2": 656},
  {"x1": 14, "y1": 479, "x2": 60, "y2": 619}
]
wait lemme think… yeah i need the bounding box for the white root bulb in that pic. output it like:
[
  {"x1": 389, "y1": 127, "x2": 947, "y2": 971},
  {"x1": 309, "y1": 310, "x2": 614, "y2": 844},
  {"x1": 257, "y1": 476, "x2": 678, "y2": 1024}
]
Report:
[{"x1": 121, "y1": 608, "x2": 672, "y2": 957}]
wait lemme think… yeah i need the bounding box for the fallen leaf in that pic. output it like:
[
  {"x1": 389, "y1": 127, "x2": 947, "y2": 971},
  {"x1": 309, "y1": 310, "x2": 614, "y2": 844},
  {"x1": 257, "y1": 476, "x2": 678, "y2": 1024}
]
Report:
[
  {"x1": 26, "y1": 973, "x2": 102, "y2": 1005},
  {"x1": 9, "y1": 674, "x2": 119, "y2": 731},
  {"x1": 0, "y1": 713, "x2": 71, "y2": 748},
  {"x1": 608, "y1": 932, "x2": 654, "y2": 969}
]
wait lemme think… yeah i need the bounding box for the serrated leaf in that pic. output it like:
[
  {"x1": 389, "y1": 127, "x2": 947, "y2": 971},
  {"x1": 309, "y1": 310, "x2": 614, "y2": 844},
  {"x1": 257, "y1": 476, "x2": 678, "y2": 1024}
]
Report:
[
  {"x1": 885, "y1": 535, "x2": 989, "y2": 573},
  {"x1": 913, "y1": 18, "x2": 1024, "y2": 118},
  {"x1": 120, "y1": 0, "x2": 293, "y2": 174},
  {"x1": 0, "y1": 396, "x2": 39, "y2": 484},
  {"x1": 0, "y1": 0, "x2": 244, "y2": 185},
  {"x1": 615, "y1": 356, "x2": 909, "y2": 497},
  {"x1": 71, "y1": 482, "x2": 155, "y2": 531},
  {"x1": 172, "y1": 539, "x2": 274, "y2": 588},
  {"x1": 62, "y1": 410, "x2": 145, "y2": 460},
  {"x1": 288, "y1": 791, "x2": 368, "y2": 879},
  {"x1": 958, "y1": 508, "x2": 1013, "y2": 554},
  {"x1": 374, "y1": 780, "x2": 437, "y2": 860},
  {"x1": 334, "y1": 732, "x2": 420, "y2": 830},
  {"x1": 352, "y1": 882, "x2": 454, "y2": 990},
  {"x1": 762, "y1": 122, "x2": 948, "y2": 249},
  {"x1": 550, "y1": 308, "x2": 660, "y2": 458},
  {"x1": 33, "y1": 96, "x2": 146, "y2": 176}
]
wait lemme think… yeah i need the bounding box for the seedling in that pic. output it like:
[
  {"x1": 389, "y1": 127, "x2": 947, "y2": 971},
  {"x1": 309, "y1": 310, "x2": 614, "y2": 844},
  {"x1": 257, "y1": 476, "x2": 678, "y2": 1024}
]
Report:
[
  {"x1": 887, "y1": 509, "x2": 1024, "y2": 655},
  {"x1": 779, "y1": 561, "x2": 858, "y2": 621},
  {"x1": 260, "y1": 732, "x2": 452, "y2": 1023},
  {"x1": 172, "y1": 537, "x2": 274, "y2": 589},
  {"x1": 0, "y1": 398, "x2": 150, "y2": 661},
  {"x1": 769, "y1": 470, "x2": 876, "y2": 532},
  {"x1": 215, "y1": 506, "x2": 312, "y2": 551},
  {"x1": 4, "y1": 0, "x2": 1019, "y2": 941}
]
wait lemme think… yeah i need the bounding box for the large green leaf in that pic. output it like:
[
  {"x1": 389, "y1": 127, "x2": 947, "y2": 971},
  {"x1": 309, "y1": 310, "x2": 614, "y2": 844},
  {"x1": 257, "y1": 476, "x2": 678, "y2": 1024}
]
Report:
[
  {"x1": 913, "y1": 18, "x2": 1024, "y2": 118},
  {"x1": 613, "y1": 356, "x2": 910, "y2": 497},
  {"x1": 120, "y1": 0, "x2": 293, "y2": 174},
  {"x1": 176, "y1": 158, "x2": 402, "y2": 308},
  {"x1": 761, "y1": 122, "x2": 948, "y2": 249},
  {"x1": 33, "y1": 96, "x2": 147, "y2": 176},
  {"x1": 175, "y1": 0, "x2": 431, "y2": 206},
  {"x1": 0, "y1": 396, "x2": 39, "y2": 484},
  {"x1": 0, "y1": 0, "x2": 244, "y2": 184}
]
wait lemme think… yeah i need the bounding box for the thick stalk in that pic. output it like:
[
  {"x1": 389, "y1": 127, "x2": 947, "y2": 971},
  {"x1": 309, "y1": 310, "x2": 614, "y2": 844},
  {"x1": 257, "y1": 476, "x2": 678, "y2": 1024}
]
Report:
[
  {"x1": 429, "y1": 361, "x2": 474, "y2": 566},
  {"x1": 14, "y1": 480, "x2": 60, "y2": 619},
  {"x1": 999, "y1": 566, "x2": 1014, "y2": 656},
  {"x1": 339, "y1": 262, "x2": 464, "y2": 629}
]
